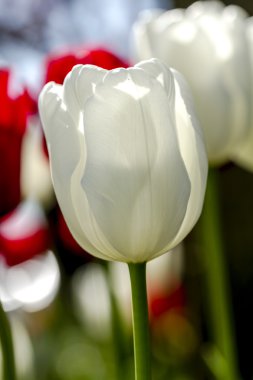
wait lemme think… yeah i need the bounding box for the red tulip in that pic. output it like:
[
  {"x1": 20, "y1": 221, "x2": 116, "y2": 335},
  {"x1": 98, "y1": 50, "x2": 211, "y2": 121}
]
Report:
[
  {"x1": 0, "y1": 69, "x2": 36, "y2": 215},
  {"x1": 0, "y1": 200, "x2": 51, "y2": 266},
  {"x1": 44, "y1": 47, "x2": 128, "y2": 84},
  {"x1": 149, "y1": 284, "x2": 186, "y2": 321},
  {"x1": 0, "y1": 69, "x2": 49, "y2": 267}
]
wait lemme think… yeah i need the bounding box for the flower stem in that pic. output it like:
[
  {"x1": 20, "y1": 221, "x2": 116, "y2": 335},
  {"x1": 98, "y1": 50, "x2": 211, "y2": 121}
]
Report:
[
  {"x1": 200, "y1": 167, "x2": 239, "y2": 379},
  {"x1": 0, "y1": 301, "x2": 16, "y2": 380},
  {"x1": 128, "y1": 262, "x2": 151, "y2": 380}
]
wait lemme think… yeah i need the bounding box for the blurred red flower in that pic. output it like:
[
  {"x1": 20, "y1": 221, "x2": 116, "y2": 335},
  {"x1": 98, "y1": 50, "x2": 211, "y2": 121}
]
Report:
[
  {"x1": 149, "y1": 284, "x2": 186, "y2": 321},
  {"x1": 44, "y1": 47, "x2": 128, "y2": 84},
  {"x1": 0, "y1": 69, "x2": 36, "y2": 215},
  {"x1": 0, "y1": 69, "x2": 49, "y2": 267},
  {"x1": 0, "y1": 200, "x2": 50, "y2": 266}
]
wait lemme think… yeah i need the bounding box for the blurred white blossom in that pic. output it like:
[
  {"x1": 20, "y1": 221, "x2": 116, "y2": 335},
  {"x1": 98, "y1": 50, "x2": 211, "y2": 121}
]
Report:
[{"x1": 133, "y1": 1, "x2": 251, "y2": 165}]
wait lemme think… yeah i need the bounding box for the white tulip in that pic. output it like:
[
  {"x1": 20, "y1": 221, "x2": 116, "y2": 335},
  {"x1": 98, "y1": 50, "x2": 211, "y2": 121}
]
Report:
[
  {"x1": 231, "y1": 18, "x2": 253, "y2": 171},
  {"x1": 39, "y1": 58, "x2": 207, "y2": 263},
  {"x1": 133, "y1": 2, "x2": 251, "y2": 165}
]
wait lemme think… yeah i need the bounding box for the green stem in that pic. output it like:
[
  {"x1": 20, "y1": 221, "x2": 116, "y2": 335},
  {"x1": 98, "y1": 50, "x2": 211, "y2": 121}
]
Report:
[
  {"x1": 0, "y1": 301, "x2": 16, "y2": 380},
  {"x1": 200, "y1": 167, "x2": 239, "y2": 380},
  {"x1": 128, "y1": 262, "x2": 151, "y2": 380}
]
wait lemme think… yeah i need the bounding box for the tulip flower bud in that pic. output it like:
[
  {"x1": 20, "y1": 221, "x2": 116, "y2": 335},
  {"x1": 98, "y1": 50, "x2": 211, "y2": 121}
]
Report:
[
  {"x1": 133, "y1": 2, "x2": 251, "y2": 165},
  {"x1": 39, "y1": 58, "x2": 207, "y2": 263}
]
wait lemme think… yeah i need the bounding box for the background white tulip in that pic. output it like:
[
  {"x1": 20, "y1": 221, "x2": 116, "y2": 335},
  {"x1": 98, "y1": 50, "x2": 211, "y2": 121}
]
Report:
[
  {"x1": 39, "y1": 58, "x2": 207, "y2": 263},
  {"x1": 133, "y1": 1, "x2": 251, "y2": 165},
  {"x1": 0, "y1": 200, "x2": 60, "y2": 313},
  {"x1": 72, "y1": 263, "x2": 112, "y2": 341},
  {"x1": 231, "y1": 17, "x2": 253, "y2": 171}
]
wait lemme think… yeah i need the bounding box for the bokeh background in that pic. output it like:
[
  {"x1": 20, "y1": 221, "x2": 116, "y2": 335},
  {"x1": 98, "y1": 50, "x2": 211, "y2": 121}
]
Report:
[{"x1": 1, "y1": 0, "x2": 253, "y2": 379}]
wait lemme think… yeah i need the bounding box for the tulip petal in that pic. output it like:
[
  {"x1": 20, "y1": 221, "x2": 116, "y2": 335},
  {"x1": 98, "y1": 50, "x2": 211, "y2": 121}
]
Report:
[
  {"x1": 39, "y1": 83, "x2": 112, "y2": 260},
  {"x1": 63, "y1": 64, "x2": 107, "y2": 125},
  {"x1": 187, "y1": 1, "x2": 224, "y2": 17},
  {"x1": 72, "y1": 67, "x2": 191, "y2": 262},
  {"x1": 136, "y1": 58, "x2": 175, "y2": 102},
  {"x1": 130, "y1": 64, "x2": 208, "y2": 257},
  {"x1": 130, "y1": 64, "x2": 208, "y2": 232},
  {"x1": 161, "y1": 70, "x2": 208, "y2": 253}
]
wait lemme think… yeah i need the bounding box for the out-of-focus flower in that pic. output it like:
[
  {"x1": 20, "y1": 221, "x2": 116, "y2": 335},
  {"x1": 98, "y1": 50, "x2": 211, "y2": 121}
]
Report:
[
  {"x1": 39, "y1": 58, "x2": 207, "y2": 263},
  {"x1": 44, "y1": 47, "x2": 128, "y2": 85},
  {"x1": 231, "y1": 18, "x2": 253, "y2": 171},
  {"x1": 0, "y1": 199, "x2": 50, "y2": 267},
  {"x1": 0, "y1": 200, "x2": 60, "y2": 312},
  {"x1": 21, "y1": 117, "x2": 54, "y2": 209},
  {"x1": 0, "y1": 69, "x2": 60, "y2": 314},
  {"x1": 147, "y1": 245, "x2": 185, "y2": 320},
  {"x1": 0, "y1": 68, "x2": 36, "y2": 215},
  {"x1": 72, "y1": 263, "x2": 111, "y2": 340},
  {"x1": 133, "y1": 1, "x2": 251, "y2": 165},
  {"x1": 0, "y1": 251, "x2": 60, "y2": 313}
]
